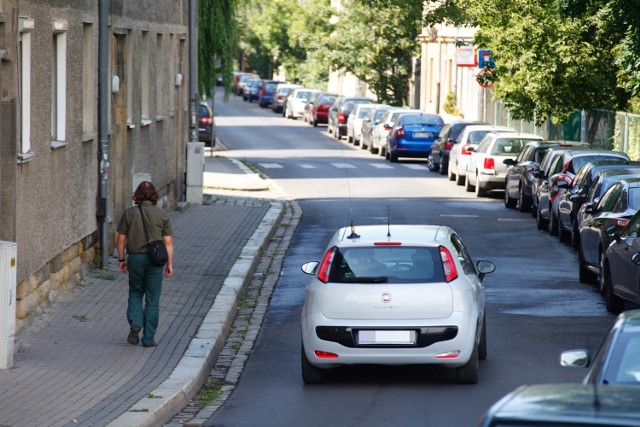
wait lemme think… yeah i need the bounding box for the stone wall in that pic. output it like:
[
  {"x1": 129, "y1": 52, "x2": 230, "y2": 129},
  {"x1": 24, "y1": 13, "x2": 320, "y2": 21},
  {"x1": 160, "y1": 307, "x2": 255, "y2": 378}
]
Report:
[{"x1": 15, "y1": 233, "x2": 97, "y2": 332}]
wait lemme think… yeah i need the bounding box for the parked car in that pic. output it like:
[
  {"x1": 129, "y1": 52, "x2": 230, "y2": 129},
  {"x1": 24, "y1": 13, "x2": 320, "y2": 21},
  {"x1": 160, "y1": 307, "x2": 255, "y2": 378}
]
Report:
[
  {"x1": 235, "y1": 72, "x2": 258, "y2": 96},
  {"x1": 557, "y1": 161, "x2": 640, "y2": 247},
  {"x1": 578, "y1": 176, "x2": 640, "y2": 285},
  {"x1": 504, "y1": 141, "x2": 567, "y2": 212},
  {"x1": 561, "y1": 309, "x2": 640, "y2": 383},
  {"x1": 448, "y1": 125, "x2": 515, "y2": 186},
  {"x1": 299, "y1": 224, "x2": 495, "y2": 385},
  {"x1": 302, "y1": 92, "x2": 322, "y2": 124},
  {"x1": 285, "y1": 88, "x2": 320, "y2": 120},
  {"x1": 370, "y1": 109, "x2": 420, "y2": 157},
  {"x1": 465, "y1": 132, "x2": 542, "y2": 197},
  {"x1": 309, "y1": 93, "x2": 338, "y2": 127},
  {"x1": 428, "y1": 121, "x2": 486, "y2": 175},
  {"x1": 537, "y1": 149, "x2": 630, "y2": 235},
  {"x1": 257, "y1": 80, "x2": 284, "y2": 108},
  {"x1": 271, "y1": 83, "x2": 300, "y2": 113},
  {"x1": 360, "y1": 104, "x2": 393, "y2": 153},
  {"x1": 243, "y1": 78, "x2": 262, "y2": 102},
  {"x1": 602, "y1": 219, "x2": 640, "y2": 312},
  {"x1": 197, "y1": 102, "x2": 214, "y2": 147},
  {"x1": 386, "y1": 113, "x2": 445, "y2": 163},
  {"x1": 480, "y1": 383, "x2": 640, "y2": 427},
  {"x1": 327, "y1": 96, "x2": 374, "y2": 140},
  {"x1": 347, "y1": 103, "x2": 376, "y2": 145}
]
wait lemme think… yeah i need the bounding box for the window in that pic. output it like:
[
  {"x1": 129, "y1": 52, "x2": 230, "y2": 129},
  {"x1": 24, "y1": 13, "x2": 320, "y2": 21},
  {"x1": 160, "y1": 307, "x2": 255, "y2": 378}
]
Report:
[
  {"x1": 82, "y1": 23, "x2": 95, "y2": 138},
  {"x1": 19, "y1": 18, "x2": 34, "y2": 159},
  {"x1": 52, "y1": 20, "x2": 68, "y2": 146}
]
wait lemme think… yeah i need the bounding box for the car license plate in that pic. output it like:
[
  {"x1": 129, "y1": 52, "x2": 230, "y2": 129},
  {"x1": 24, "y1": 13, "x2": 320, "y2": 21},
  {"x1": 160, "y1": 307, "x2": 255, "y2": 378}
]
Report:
[
  {"x1": 358, "y1": 330, "x2": 415, "y2": 345},
  {"x1": 413, "y1": 132, "x2": 433, "y2": 138}
]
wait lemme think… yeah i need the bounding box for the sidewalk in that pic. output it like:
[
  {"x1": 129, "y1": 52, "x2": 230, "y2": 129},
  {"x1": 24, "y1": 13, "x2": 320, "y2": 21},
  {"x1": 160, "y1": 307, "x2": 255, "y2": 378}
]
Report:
[{"x1": 0, "y1": 147, "x2": 291, "y2": 427}]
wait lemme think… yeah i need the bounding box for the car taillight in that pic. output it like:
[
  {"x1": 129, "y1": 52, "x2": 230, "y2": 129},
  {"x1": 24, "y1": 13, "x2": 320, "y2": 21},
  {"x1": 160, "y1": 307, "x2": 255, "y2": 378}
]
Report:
[
  {"x1": 483, "y1": 158, "x2": 495, "y2": 170},
  {"x1": 200, "y1": 117, "x2": 212, "y2": 125},
  {"x1": 616, "y1": 218, "x2": 630, "y2": 231},
  {"x1": 277, "y1": 95, "x2": 283, "y2": 101},
  {"x1": 444, "y1": 141, "x2": 454, "y2": 151},
  {"x1": 395, "y1": 128, "x2": 405, "y2": 138},
  {"x1": 315, "y1": 350, "x2": 338, "y2": 359},
  {"x1": 439, "y1": 246, "x2": 458, "y2": 282},
  {"x1": 338, "y1": 112, "x2": 346, "y2": 124},
  {"x1": 317, "y1": 247, "x2": 336, "y2": 283},
  {"x1": 261, "y1": 90, "x2": 267, "y2": 95},
  {"x1": 461, "y1": 143, "x2": 472, "y2": 155}
]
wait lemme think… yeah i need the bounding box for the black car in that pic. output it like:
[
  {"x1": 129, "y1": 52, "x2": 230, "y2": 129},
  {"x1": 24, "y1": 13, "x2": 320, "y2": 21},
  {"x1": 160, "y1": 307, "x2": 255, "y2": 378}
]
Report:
[
  {"x1": 198, "y1": 102, "x2": 214, "y2": 147},
  {"x1": 556, "y1": 161, "x2": 640, "y2": 247},
  {"x1": 578, "y1": 177, "x2": 640, "y2": 284},
  {"x1": 503, "y1": 140, "x2": 564, "y2": 212},
  {"x1": 602, "y1": 219, "x2": 640, "y2": 312},
  {"x1": 327, "y1": 96, "x2": 374, "y2": 140},
  {"x1": 428, "y1": 121, "x2": 485, "y2": 175}
]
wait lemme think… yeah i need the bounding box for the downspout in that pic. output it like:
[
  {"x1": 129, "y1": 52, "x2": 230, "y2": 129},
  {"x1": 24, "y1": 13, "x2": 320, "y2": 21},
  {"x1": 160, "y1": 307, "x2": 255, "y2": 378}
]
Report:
[
  {"x1": 189, "y1": 0, "x2": 198, "y2": 143},
  {"x1": 97, "y1": 0, "x2": 110, "y2": 267}
]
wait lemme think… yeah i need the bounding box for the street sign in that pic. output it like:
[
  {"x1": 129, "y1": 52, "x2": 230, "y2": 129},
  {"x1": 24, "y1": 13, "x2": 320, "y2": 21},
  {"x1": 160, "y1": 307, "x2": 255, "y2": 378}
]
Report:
[
  {"x1": 478, "y1": 49, "x2": 495, "y2": 69},
  {"x1": 456, "y1": 46, "x2": 477, "y2": 67}
]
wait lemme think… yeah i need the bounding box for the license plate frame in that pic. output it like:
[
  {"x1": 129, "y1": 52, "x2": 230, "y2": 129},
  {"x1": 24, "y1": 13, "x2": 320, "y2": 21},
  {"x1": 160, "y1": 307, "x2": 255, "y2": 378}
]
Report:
[
  {"x1": 413, "y1": 132, "x2": 433, "y2": 138},
  {"x1": 357, "y1": 330, "x2": 416, "y2": 345}
]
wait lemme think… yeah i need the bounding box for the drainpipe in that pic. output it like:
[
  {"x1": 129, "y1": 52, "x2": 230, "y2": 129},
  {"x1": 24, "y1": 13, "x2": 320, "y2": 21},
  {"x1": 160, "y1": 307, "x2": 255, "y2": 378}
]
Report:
[
  {"x1": 97, "y1": 0, "x2": 110, "y2": 267},
  {"x1": 189, "y1": 0, "x2": 198, "y2": 143}
]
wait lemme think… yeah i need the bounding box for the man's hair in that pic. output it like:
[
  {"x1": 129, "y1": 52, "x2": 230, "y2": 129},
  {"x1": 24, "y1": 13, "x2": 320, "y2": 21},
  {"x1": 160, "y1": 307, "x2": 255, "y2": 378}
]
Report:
[{"x1": 132, "y1": 181, "x2": 159, "y2": 205}]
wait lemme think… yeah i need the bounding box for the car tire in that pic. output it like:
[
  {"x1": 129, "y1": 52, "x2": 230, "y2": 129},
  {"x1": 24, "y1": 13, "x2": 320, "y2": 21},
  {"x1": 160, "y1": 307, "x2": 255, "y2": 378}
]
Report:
[
  {"x1": 439, "y1": 156, "x2": 448, "y2": 176},
  {"x1": 559, "y1": 219, "x2": 571, "y2": 243},
  {"x1": 602, "y1": 264, "x2": 625, "y2": 314},
  {"x1": 548, "y1": 209, "x2": 559, "y2": 236},
  {"x1": 448, "y1": 166, "x2": 456, "y2": 181},
  {"x1": 475, "y1": 176, "x2": 487, "y2": 197},
  {"x1": 301, "y1": 343, "x2": 326, "y2": 385},
  {"x1": 504, "y1": 187, "x2": 517, "y2": 208},
  {"x1": 389, "y1": 151, "x2": 398, "y2": 163},
  {"x1": 313, "y1": 119, "x2": 318, "y2": 127},
  {"x1": 518, "y1": 185, "x2": 531, "y2": 213},
  {"x1": 427, "y1": 156, "x2": 438, "y2": 172},
  {"x1": 369, "y1": 141, "x2": 378, "y2": 155},
  {"x1": 578, "y1": 249, "x2": 597, "y2": 284},
  {"x1": 457, "y1": 342, "x2": 479, "y2": 385},
  {"x1": 465, "y1": 174, "x2": 474, "y2": 192},
  {"x1": 455, "y1": 172, "x2": 465, "y2": 186},
  {"x1": 536, "y1": 204, "x2": 548, "y2": 230},
  {"x1": 478, "y1": 313, "x2": 487, "y2": 361},
  {"x1": 570, "y1": 220, "x2": 580, "y2": 250}
]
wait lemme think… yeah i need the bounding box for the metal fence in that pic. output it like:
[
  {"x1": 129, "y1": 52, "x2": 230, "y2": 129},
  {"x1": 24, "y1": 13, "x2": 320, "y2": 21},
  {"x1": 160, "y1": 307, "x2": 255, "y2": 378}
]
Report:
[{"x1": 489, "y1": 101, "x2": 640, "y2": 160}]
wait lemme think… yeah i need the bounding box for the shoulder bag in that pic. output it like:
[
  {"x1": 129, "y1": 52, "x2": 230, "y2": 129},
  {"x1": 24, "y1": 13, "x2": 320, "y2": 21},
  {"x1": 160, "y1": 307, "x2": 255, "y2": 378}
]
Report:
[{"x1": 138, "y1": 205, "x2": 168, "y2": 266}]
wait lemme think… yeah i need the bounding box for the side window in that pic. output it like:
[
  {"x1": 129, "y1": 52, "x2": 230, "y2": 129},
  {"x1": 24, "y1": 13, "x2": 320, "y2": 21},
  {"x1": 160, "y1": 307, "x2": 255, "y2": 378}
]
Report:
[
  {"x1": 517, "y1": 145, "x2": 532, "y2": 162},
  {"x1": 549, "y1": 155, "x2": 564, "y2": 176},
  {"x1": 598, "y1": 183, "x2": 622, "y2": 212},
  {"x1": 623, "y1": 211, "x2": 640, "y2": 237},
  {"x1": 450, "y1": 234, "x2": 475, "y2": 275},
  {"x1": 477, "y1": 138, "x2": 491, "y2": 153}
]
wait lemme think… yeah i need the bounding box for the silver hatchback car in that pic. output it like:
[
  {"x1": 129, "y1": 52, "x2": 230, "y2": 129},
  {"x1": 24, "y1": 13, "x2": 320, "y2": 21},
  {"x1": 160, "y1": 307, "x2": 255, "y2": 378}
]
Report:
[{"x1": 300, "y1": 224, "x2": 495, "y2": 385}]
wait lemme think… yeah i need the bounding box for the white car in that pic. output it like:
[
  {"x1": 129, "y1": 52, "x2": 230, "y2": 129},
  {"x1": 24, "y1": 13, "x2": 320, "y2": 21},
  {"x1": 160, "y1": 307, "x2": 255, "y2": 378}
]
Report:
[
  {"x1": 448, "y1": 125, "x2": 516, "y2": 186},
  {"x1": 285, "y1": 88, "x2": 320, "y2": 119},
  {"x1": 465, "y1": 132, "x2": 543, "y2": 197},
  {"x1": 300, "y1": 224, "x2": 495, "y2": 385},
  {"x1": 346, "y1": 104, "x2": 376, "y2": 145},
  {"x1": 371, "y1": 109, "x2": 421, "y2": 156}
]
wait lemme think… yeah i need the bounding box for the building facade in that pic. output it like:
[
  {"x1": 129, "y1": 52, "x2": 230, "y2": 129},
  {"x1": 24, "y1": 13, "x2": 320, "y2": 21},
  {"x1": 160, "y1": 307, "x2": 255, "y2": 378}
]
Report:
[{"x1": 0, "y1": 0, "x2": 190, "y2": 331}]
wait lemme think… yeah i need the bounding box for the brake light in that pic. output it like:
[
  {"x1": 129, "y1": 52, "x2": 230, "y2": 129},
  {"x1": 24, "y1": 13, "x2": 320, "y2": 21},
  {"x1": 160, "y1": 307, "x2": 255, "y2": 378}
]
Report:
[
  {"x1": 483, "y1": 158, "x2": 495, "y2": 170},
  {"x1": 461, "y1": 143, "x2": 472, "y2": 155},
  {"x1": 374, "y1": 242, "x2": 402, "y2": 246},
  {"x1": 444, "y1": 141, "x2": 454, "y2": 151},
  {"x1": 199, "y1": 117, "x2": 212, "y2": 125},
  {"x1": 261, "y1": 90, "x2": 267, "y2": 96},
  {"x1": 616, "y1": 218, "x2": 630, "y2": 231},
  {"x1": 338, "y1": 112, "x2": 346, "y2": 124},
  {"x1": 315, "y1": 350, "x2": 339, "y2": 359},
  {"x1": 439, "y1": 246, "x2": 458, "y2": 282},
  {"x1": 317, "y1": 247, "x2": 336, "y2": 283},
  {"x1": 395, "y1": 128, "x2": 405, "y2": 138}
]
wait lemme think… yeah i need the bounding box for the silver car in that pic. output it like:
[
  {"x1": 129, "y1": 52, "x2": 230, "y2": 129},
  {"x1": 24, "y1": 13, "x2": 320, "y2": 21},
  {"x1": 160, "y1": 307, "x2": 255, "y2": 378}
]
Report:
[{"x1": 300, "y1": 224, "x2": 495, "y2": 385}]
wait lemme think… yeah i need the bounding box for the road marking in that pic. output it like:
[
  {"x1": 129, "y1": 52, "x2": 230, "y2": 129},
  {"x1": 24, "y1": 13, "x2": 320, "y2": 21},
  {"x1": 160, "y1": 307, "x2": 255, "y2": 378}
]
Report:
[
  {"x1": 403, "y1": 164, "x2": 427, "y2": 170},
  {"x1": 299, "y1": 164, "x2": 316, "y2": 169},
  {"x1": 259, "y1": 163, "x2": 283, "y2": 169},
  {"x1": 370, "y1": 163, "x2": 394, "y2": 169},
  {"x1": 497, "y1": 218, "x2": 531, "y2": 222},
  {"x1": 440, "y1": 214, "x2": 479, "y2": 218},
  {"x1": 331, "y1": 163, "x2": 356, "y2": 169}
]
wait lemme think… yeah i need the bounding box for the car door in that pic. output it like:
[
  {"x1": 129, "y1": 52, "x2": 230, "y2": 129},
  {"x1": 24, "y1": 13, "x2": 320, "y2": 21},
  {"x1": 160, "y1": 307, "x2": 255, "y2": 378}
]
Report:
[
  {"x1": 581, "y1": 183, "x2": 623, "y2": 267},
  {"x1": 607, "y1": 214, "x2": 640, "y2": 301},
  {"x1": 538, "y1": 154, "x2": 564, "y2": 220}
]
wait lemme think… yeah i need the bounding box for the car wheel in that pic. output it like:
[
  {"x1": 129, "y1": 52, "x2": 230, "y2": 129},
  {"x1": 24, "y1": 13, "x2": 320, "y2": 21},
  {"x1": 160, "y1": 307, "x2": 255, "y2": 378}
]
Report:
[
  {"x1": 455, "y1": 171, "x2": 465, "y2": 186},
  {"x1": 369, "y1": 142, "x2": 378, "y2": 155},
  {"x1": 478, "y1": 313, "x2": 487, "y2": 361},
  {"x1": 570, "y1": 220, "x2": 580, "y2": 250},
  {"x1": 518, "y1": 186, "x2": 531, "y2": 213},
  {"x1": 347, "y1": 133, "x2": 353, "y2": 144},
  {"x1": 457, "y1": 342, "x2": 479, "y2": 384},
  {"x1": 504, "y1": 186, "x2": 517, "y2": 208},
  {"x1": 389, "y1": 151, "x2": 398, "y2": 163},
  {"x1": 427, "y1": 156, "x2": 438, "y2": 172},
  {"x1": 439, "y1": 156, "x2": 447, "y2": 176},
  {"x1": 465, "y1": 174, "x2": 474, "y2": 192},
  {"x1": 578, "y1": 248, "x2": 597, "y2": 284},
  {"x1": 536, "y1": 204, "x2": 548, "y2": 230},
  {"x1": 548, "y1": 209, "x2": 558, "y2": 236},
  {"x1": 559, "y1": 219, "x2": 571, "y2": 243},
  {"x1": 301, "y1": 344, "x2": 326, "y2": 385},
  {"x1": 475, "y1": 176, "x2": 487, "y2": 197},
  {"x1": 313, "y1": 119, "x2": 318, "y2": 127},
  {"x1": 448, "y1": 165, "x2": 456, "y2": 181},
  {"x1": 602, "y1": 264, "x2": 625, "y2": 314}
]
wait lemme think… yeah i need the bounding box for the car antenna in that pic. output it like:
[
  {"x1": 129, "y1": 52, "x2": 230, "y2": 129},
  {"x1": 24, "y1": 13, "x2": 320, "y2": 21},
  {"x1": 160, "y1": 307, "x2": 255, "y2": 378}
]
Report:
[
  {"x1": 387, "y1": 205, "x2": 391, "y2": 237},
  {"x1": 341, "y1": 143, "x2": 360, "y2": 239}
]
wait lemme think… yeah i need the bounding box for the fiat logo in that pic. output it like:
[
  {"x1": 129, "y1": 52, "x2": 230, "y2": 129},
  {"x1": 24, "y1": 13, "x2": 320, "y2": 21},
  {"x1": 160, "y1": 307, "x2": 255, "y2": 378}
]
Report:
[{"x1": 381, "y1": 293, "x2": 392, "y2": 303}]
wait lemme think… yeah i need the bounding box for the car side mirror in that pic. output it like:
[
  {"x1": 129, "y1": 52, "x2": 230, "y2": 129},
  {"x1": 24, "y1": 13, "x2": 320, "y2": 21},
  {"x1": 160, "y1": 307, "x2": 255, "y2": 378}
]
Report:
[
  {"x1": 560, "y1": 349, "x2": 590, "y2": 368},
  {"x1": 534, "y1": 170, "x2": 544, "y2": 179},
  {"x1": 301, "y1": 261, "x2": 319, "y2": 275},
  {"x1": 632, "y1": 252, "x2": 640, "y2": 265},
  {"x1": 467, "y1": 146, "x2": 476, "y2": 152},
  {"x1": 476, "y1": 260, "x2": 496, "y2": 281},
  {"x1": 585, "y1": 203, "x2": 595, "y2": 214},
  {"x1": 606, "y1": 225, "x2": 621, "y2": 241},
  {"x1": 503, "y1": 158, "x2": 515, "y2": 166},
  {"x1": 568, "y1": 193, "x2": 583, "y2": 202}
]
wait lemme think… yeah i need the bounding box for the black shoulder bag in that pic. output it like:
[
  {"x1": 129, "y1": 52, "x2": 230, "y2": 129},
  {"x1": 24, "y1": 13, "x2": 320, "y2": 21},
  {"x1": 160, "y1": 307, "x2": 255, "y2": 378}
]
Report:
[{"x1": 138, "y1": 205, "x2": 168, "y2": 266}]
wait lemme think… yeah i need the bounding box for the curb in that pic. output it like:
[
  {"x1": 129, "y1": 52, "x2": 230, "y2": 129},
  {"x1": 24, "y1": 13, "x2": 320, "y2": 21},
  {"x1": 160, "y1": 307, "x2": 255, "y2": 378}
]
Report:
[{"x1": 106, "y1": 201, "x2": 285, "y2": 427}]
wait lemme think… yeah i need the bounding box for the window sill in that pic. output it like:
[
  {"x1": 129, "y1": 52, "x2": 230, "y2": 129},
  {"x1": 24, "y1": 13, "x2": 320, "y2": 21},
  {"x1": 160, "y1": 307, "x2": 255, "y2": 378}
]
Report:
[
  {"x1": 51, "y1": 140, "x2": 68, "y2": 150},
  {"x1": 17, "y1": 151, "x2": 36, "y2": 164},
  {"x1": 140, "y1": 118, "x2": 152, "y2": 127},
  {"x1": 127, "y1": 120, "x2": 136, "y2": 129},
  {"x1": 82, "y1": 132, "x2": 95, "y2": 143},
  {"x1": 155, "y1": 115, "x2": 165, "y2": 122}
]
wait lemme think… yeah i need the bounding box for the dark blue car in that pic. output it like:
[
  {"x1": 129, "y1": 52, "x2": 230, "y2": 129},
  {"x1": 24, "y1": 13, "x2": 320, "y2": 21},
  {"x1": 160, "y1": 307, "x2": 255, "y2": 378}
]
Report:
[
  {"x1": 258, "y1": 80, "x2": 285, "y2": 108},
  {"x1": 385, "y1": 113, "x2": 444, "y2": 163}
]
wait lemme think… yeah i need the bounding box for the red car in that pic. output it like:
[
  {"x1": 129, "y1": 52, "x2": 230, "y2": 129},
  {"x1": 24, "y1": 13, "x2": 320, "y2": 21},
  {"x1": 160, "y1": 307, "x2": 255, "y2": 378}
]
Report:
[{"x1": 311, "y1": 93, "x2": 338, "y2": 127}]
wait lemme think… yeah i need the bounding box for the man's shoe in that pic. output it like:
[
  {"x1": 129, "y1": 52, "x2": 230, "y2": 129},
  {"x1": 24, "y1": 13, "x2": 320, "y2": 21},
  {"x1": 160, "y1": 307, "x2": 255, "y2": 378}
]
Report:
[
  {"x1": 127, "y1": 326, "x2": 141, "y2": 345},
  {"x1": 142, "y1": 341, "x2": 157, "y2": 348}
]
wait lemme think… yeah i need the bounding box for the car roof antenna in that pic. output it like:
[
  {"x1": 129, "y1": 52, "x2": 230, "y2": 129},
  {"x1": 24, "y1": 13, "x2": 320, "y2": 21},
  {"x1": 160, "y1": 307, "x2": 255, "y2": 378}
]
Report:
[
  {"x1": 387, "y1": 205, "x2": 391, "y2": 237},
  {"x1": 347, "y1": 219, "x2": 360, "y2": 239},
  {"x1": 341, "y1": 138, "x2": 359, "y2": 240}
]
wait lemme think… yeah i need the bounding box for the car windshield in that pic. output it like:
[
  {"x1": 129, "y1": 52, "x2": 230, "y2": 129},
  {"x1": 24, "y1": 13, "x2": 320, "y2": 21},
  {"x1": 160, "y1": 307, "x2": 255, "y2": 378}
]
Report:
[
  {"x1": 602, "y1": 332, "x2": 640, "y2": 384},
  {"x1": 401, "y1": 115, "x2": 443, "y2": 126},
  {"x1": 328, "y1": 246, "x2": 444, "y2": 283}
]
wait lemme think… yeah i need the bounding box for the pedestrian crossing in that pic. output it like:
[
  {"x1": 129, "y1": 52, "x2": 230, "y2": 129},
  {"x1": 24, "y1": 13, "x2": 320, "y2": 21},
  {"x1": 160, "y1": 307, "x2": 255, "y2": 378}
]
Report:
[{"x1": 258, "y1": 162, "x2": 428, "y2": 170}]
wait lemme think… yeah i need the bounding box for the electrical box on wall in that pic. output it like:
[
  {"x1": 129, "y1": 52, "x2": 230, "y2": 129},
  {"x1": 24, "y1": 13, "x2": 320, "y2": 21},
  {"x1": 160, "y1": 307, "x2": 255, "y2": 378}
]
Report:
[{"x1": 0, "y1": 241, "x2": 17, "y2": 370}]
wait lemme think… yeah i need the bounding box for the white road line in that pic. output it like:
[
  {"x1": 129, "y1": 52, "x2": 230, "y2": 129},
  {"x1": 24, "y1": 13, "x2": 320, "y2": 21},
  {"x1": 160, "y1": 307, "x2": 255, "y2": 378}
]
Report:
[
  {"x1": 403, "y1": 164, "x2": 427, "y2": 170},
  {"x1": 299, "y1": 164, "x2": 316, "y2": 169},
  {"x1": 370, "y1": 163, "x2": 394, "y2": 169},
  {"x1": 440, "y1": 214, "x2": 479, "y2": 218},
  {"x1": 497, "y1": 218, "x2": 531, "y2": 222},
  {"x1": 331, "y1": 163, "x2": 356, "y2": 169},
  {"x1": 259, "y1": 163, "x2": 284, "y2": 169}
]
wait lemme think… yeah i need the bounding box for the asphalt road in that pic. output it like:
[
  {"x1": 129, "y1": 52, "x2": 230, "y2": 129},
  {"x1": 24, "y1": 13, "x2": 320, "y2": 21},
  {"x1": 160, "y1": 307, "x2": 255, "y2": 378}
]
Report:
[{"x1": 204, "y1": 91, "x2": 617, "y2": 427}]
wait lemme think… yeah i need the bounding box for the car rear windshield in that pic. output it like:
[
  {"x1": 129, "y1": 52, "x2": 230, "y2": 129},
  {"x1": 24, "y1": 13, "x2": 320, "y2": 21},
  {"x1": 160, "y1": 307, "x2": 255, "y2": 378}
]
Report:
[
  {"x1": 328, "y1": 246, "x2": 445, "y2": 283},
  {"x1": 490, "y1": 138, "x2": 529, "y2": 156},
  {"x1": 401, "y1": 114, "x2": 444, "y2": 126},
  {"x1": 571, "y1": 155, "x2": 627, "y2": 174}
]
